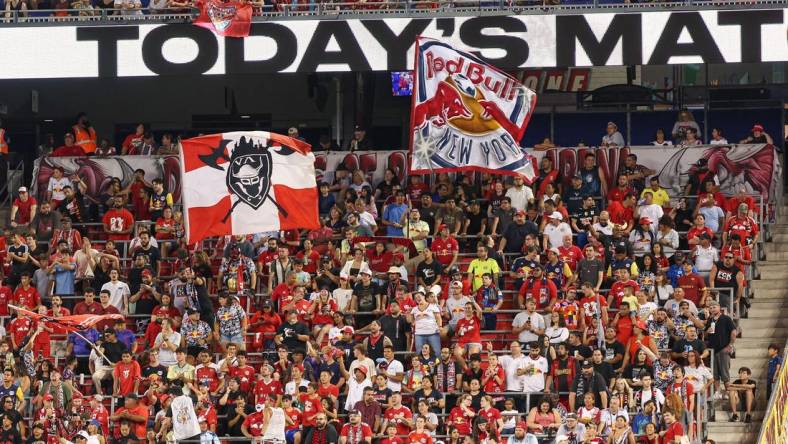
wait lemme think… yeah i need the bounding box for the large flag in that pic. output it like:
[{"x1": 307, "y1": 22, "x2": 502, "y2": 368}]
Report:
[
  {"x1": 9, "y1": 305, "x2": 125, "y2": 332},
  {"x1": 180, "y1": 131, "x2": 320, "y2": 244},
  {"x1": 409, "y1": 37, "x2": 538, "y2": 183},
  {"x1": 194, "y1": 0, "x2": 252, "y2": 38}
]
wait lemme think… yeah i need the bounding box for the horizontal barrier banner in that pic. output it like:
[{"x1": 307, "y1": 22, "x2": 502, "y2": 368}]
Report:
[
  {"x1": 316, "y1": 144, "x2": 781, "y2": 204},
  {"x1": 2, "y1": 8, "x2": 788, "y2": 78}
]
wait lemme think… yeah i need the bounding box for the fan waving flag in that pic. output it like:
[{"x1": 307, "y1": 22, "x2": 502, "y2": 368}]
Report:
[
  {"x1": 9, "y1": 305, "x2": 125, "y2": 332},
  {"x1": 180, "y1": 131, "x2": 320, "y2": 244},
  {"x1": 194, "y1": 0, "x2": 252, "y2": 38},
  {"x1": 409, "y1": 37, "x2": 538, "y2": 183}
]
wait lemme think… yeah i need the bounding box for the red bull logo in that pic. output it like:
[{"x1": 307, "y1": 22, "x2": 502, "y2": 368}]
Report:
[
  {"x1": 424, "y1": 50, "x2": 520, "y2": 102},
  {"x1": 207, "y1": 2, "x2": 237, "y2": 31}
]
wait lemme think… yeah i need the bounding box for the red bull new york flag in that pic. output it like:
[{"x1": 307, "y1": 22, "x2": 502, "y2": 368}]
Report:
[
  {"x1": 409, "y1": 37, "x2": 538, "y2": 182},
  {"x1": 180, "y1": 132, "x2": 320, "y2": 243}
]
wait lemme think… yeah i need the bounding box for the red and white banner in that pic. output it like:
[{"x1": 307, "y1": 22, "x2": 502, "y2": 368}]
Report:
[
  {"x1": 194, "y1": 0, "x2": 252, "y2": 38},
  {"x1": 409, "y1": 37, "x2": 538, "y2": 183},
  {"x1": 9, "y1": 305, "x2": 125, "y2": 332},
  {"x1": 180, "y1": 131, "x2": 320, "y2": 244}
]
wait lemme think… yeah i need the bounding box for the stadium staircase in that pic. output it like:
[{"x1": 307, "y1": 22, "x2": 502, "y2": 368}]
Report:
[{"x1": 706, "y1": 202, "x2": 788, "y2": 444}]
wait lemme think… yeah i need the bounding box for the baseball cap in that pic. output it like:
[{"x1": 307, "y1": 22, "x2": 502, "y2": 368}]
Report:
[
  {"x1": 342, "y1": 326, "x2": 355, "y2": 335},
  {"x1": 76, "y1": 431, "x2": 90, "y2": 440},
  {"x1": 92, "y1": 394, "x2": 104, "y2": 402},
  {"x1": 43, "y1": 394, "x2": 53, "y2": 401},
  {"x1": 261, "y1": 299, "x2": 273, "y2": 308},
  {"x1": 752, "y1": 124, "x2": 764, "y2": 132},
  {"x1": 339, "y1": 272, "x2": 350, "y2": 280},
  {"x1": 18, "y1": 187, "x2": 27, "y2": 193},
  {"x1": 354, "y1": 125, "x2": 365, "y2": 131},
  {"x1": 438, "y1": 223, "x2": 448, "y2": 231},
  {"x1": 548, "y1": 247, "x2": 560, "y2": 255},
  {"x1": 348, "y1": 410, "x2": 361, "y2": 416},
  {"x1": 515, "y1": 210, "x2": 526, "y2": 217},
  {"x1": 581, "y1": 360, "x2": 593, "y2": 369},
  {"x1": 355, "y1": 366, "x2": 368, "y2": 375},
  {"x1": 387, "y1": 266, "x2": 402, "y2": 275},
  {"x1": 515, "y1": 421, "x2": 528, "y2": 430},
  {"x1": 639, "y1": 217, "x2": 651, "y2": 226},
  {"x1": 549, "y1": 211, "x2": 563, "y2": 221},
  {"x1": 451, "y1": 280, "x2": 463, "y2": 288},
  {"x1": 566, "y1": 413, "x2": 578, "y2": 420}
]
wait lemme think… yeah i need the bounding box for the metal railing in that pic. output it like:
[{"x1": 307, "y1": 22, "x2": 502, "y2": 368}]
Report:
[{"x1": 1, "y1": 0, "x2": 787, "y2": 24}]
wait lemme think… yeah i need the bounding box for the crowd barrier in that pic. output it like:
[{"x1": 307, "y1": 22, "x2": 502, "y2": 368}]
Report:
[{"x1": 1, "y1": 0, "x2": 785, "y2": 23}]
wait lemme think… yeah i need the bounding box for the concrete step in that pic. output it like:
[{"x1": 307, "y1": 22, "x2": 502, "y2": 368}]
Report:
[
  {"x1": 739, "y1": 317, "x2": 788, "y2": 328},
  {"x1": 713, "y1": 409, "x2": 766, "y2": 421},
  {"x1": 753, "y1": 263, "x2": 788, "y2": 275},
  {"x1": 741, "y1": 326, "x2": 788, "y2": 338},
  {"x1": 762, "y1": 250, "x2": 788, "y2": 260},
  {"x1": 749, "y1": 279, "x2": 788, "y2": 290},
  {"x1": 748, "y1": 306, "x2": 788, "y2": 317},
  {"x1": 746, "y1": 288, "x2": 788, "y2": 299},
  {"x1": 747, "y1": 301, "x2": 788, "y2": 309},
  {"x1": 705, "y1": 423, "x2": 759, "y2": 443},
  {"x1": 769, "y1": 233, "x2": 788, "y2": 243}
]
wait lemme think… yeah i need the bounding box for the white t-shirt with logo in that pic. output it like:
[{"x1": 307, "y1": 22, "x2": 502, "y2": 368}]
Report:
[{"x1": 521, "y1": 356, "x2": 548, "y2": 392}]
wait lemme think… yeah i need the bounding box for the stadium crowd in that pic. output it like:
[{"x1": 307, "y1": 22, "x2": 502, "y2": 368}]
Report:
[{"x1": 0, "y1": 113, "x2": 779, "y2": 444}]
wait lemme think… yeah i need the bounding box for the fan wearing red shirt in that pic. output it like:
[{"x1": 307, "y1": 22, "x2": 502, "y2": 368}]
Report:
[
  {"x1": 317, "y1": 370, "x2": 339, "y2": 402},
  {"x1": 518, "y1": 267, "x2": 558, "y2": 310},
  {"x1": 723, "y1": 207, "x2": 759, "y2": 246},
  {"x1": 113, "y1": 351, "x2": 141, "y2": 397},
  {"x1": 367, "y1": 242, "x2": 393, "y2": 276},
  {"x1": 481, "y1": 355, "x2": 505, "y2": 395},
  {"x1": 249, "y1": 301, "x2": 282, "y2": 351},
  {"x1": 283, "y1": 395, "x2": 302, "y2": 442},
  {"x1": 608, "y1": 269, "x2": 640, "y2": 309},
  {"x1": 252, "y1": 364, "x2": 283, "y2": 405},
  {"x1": 195, "y1": 351, "x2": 222, "y2": 394},
  {"x1": 676, "y1": 262, "x2": 706, "y2": 305},
  {"x1": 380, "y1": 426, "x2": 405, "y2": 444},
  {"x1": 341, "y1": 410, "x2": 374, "y2": 444},
  {"x1": 299, "y1": 385, "x2": 324, "y2": 428},
  {"x1": 612, "y1": 301, "x2": 635, "y2": 346},
  {"x1": 0, "y1": 284, "x2": 12, "y2": 316},
  {"x1": 661, "y1": 410, "x2": 685, "y2": 443},
  {"x1": 607, "y1": 176, "x2": 634, "y2": 204},
  {"x1": 297, "y1": 240, "x2": 321, "y2": 274},
  {"x1": 241, "y1": 406, "x2": 267, "y2": 438},
  {"x1": 447, "y1": 394, "x2": 475, "y2": 435},
  {"x1": 228, "y1": 351, "x2": 256, "y2": 394},
  {"x1": 110, "y1": 396, "x2": 149, "y2": 439},
  {"x1": 607, "y1": 194, "x2": 636, "y2": 231},
  {"x1": 406, "y1": 176, "x2": 430, "y2": 207},
  {"x1": 407, "y1": 417, "x2": 433, "y2": 444},
  {"x1": 383, "y1": 392, "x2": 413, "y2": 437},
  {"x1": 558, "y1": 239, "x2": 584, "y2": 272},
  {"x1": 721, "y1": 235, "x2": 753, "y2": 268},
  {"x1": 13, "y1": 273, "x2": 40, "y2": 310},
  {"x1": 430, "y1": 227, "x2": 459, "y2": 268},
  {"x1": 196, "y1": 396, "x2": 218, "y2": 432},
  {"x1": 478, "y1": 396, "x2": 503, "y2": 433},
  {"x1": 102, "y1": 196, "x2": 135, "y2": 242},
  {"x1": 455, "y1": 302, "x2": 482, "y2": 350},
  {"x1": 8, "y1": 315, "x2": 32, "y2": 350},
  {"x1": 687, "y1": 215, "x2": 714, "y2": 246},
  {"x1": 579, "y1": 283, "x2": 609, "y2": 327}
]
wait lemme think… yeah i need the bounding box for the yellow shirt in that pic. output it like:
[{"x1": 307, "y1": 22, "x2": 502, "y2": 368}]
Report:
[
  {"x1": 641, "y1": 187, "x2": 670, "y2": 207},
  {"x1": 467, "y1": 258, "x2": 500, "y2": 291}
]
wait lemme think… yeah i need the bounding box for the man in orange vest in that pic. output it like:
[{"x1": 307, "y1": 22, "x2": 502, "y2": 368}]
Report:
[{"x1": 73, "y1": 112, "x2": 96, "y2": 155}]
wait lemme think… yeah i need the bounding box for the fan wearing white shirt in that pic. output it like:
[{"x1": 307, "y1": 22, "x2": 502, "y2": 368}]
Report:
[
  {"x1": 486, "y1": 341, "x2": 528, "y2": 392},
  {"x1": 709, "y1": 127, "x2": 728, "y2": 145},
  {"x1": 381, "y1": 345, "x2": 405, "y2": 392},
  {"x1": 505, "y1": 176, "x2": 535, "y2": 212},
  {"x1": 101, "y1": 269, "x2": 131, "y2": 313},
  {"x1": 636, "y1": 192, "x2": 663, "y2": 233},
  {"x1": 691, "y1": 234, "x2": 719, "y2": 274},
  {"x1": 521, "y1": 342, "x2": 548, "y2": 393}
]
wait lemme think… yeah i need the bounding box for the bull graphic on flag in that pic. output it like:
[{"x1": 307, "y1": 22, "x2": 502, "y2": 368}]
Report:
[{"x1": 409, "y1": 37, "x2": 538, "y2": 183}]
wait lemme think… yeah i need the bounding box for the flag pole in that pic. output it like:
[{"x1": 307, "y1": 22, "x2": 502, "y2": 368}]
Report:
[{"x1": 9, "y1": 304, "x2": 114, "y2": 367}]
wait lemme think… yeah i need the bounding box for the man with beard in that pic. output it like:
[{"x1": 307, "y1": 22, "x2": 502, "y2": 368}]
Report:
[
  {"x1": 671, "y1": 325, "x2": 708, "y2": 366},
  {"x1": 29, "y1": 201, "x2": 61, "y2": 244},
  {"x1": 102, "y1": 196, "x2": 134, "y2": 255},
  {"x1": 302, "y1": 413, "x2": 339, "y2": 444},
  {"x1": 647, "y1": 308, "x2": 675, "y2": 352},
  {"x1": 170, "y1": 267, "x2": 213, "y2": 325},
  {"x1": 506, "y1": 421, "x2": 538, "y2": 444},
  {"x1": 602, "y1": 326, "x2": 625, "y2": 371},
  {"x1": 218, "y1": 245, "x2": 257, "y2": 295},
  {"x1": 377, "y1": 300, "x2": 410, "y2": 352},
  {"x1": 546, "y1": 343, "x2": 575, "y2": 407},
  {"x1": 569, "y1": 360, "x2": 608, "y2": 411},
  {"x1": 130, "y1": 269, "x2": 160, "y2": 319},
  {"x1": 131, "y1": 230, "x2": 161, "y2": 276}
]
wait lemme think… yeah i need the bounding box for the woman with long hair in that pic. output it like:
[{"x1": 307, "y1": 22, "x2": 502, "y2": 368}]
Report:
[
  {"x1": 622, "y1": 349, "x2": 653, "y2": 388},
  {"x1": 629, "y1": 218, "x2": 654, "y2": 257},
  {"x1": 413, "y1": 399, "x2": 439, "y2": 436},
  {"x1": 448, "y1": 394, "x2": 476, "y2": 435},
  {"x1": 525, "y1": 398, "x2": 561, "y2": 436},
  {"x1": 607, "y1": 415, "x2": 635, "y2": 444},
  {"x1": 610, "y1": 379, "x2": 634, "y2": 412},
  {"x1": 637, "y1": 253, "x2": 658, "y2": 295},
  {"x1": 327, "y1": 205, "x2": 347, "y2": 234},
  {"x1": 652, "y1": 271, "x2": 674, "y2": 305},
  {"x1": 545, "y1": 312, "x2": 570, "y2": 344},
  {"x1": 651, "y1": 243, "x2": 670, "y2": 272},
  {"x1": 622, "y1": 321, "x2": 659, "y2": 367}
]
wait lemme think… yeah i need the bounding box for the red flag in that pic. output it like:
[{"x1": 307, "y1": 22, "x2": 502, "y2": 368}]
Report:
[
  {"x1": 194, "y1": 0, "x2": 252, "y2": 38},
  {"x1": 180, "y1": 131, "x2": 320, "y2": 244},
  {"x1": 9, "y1": 305, "x2": 125, "y2": 333},
  {"x1": 409, "y1": 37, "x2": 538, "y2": 183}
]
